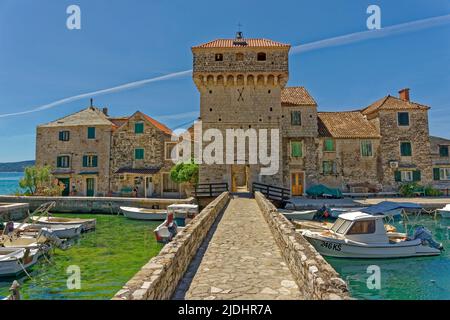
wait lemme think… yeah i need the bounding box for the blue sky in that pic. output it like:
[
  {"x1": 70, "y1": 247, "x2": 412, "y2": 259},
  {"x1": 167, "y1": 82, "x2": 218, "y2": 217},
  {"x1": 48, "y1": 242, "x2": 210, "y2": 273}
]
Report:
[{"x1": 0, "y1": 0, "x2": 449, "y2": 162}]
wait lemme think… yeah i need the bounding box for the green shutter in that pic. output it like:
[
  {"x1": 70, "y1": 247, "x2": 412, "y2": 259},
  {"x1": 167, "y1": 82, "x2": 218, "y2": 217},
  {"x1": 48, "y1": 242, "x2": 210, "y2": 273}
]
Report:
[
  {"x1": 433, "y1": 168, "x2": 441, "y2": 181},
  {"x1": 57, "y1": 157, "x2": 61, "y2": 168},
  {"x1": 413, "y1": 170, "x2": 421, "y2": 182},
  {"x1": 88, "y1": 127, "x2": 96, "y2": 139},
  {"x1": 135, "y1": 123, "x2": 144, "y2": 134},
  {"x1": 93, "y1": 156, "x2": 98, "y2": 167},
  {"x1": 291, "y1": 111, "x2": 301, "y2": 126},
  {"x1": 83, "y1": 155, "x2": 88, "y2": 167},
  {"x1": 401, "y1": 142, "x2": 412, "y2": 156},
  {"x1": 440, "y1": 146, "x2": 449, "y2": 157},
  {"x1": 135, "y1": 149, "x2": 144, "y2": 160},
  {"x1": 394, "y1": 171, "x2": 402, "y2": 182},
  {"x1": 291, "y1": 142, "x2": 302, "y2": 157},
  {"x1": 324, "y1": 139, "x2": 334, "y2": 152},
  {"x1": 59, "y1": 132, "x2": 63, "y2": 141},
  {"x1": 398, "y1": 112, "x2": 410, "y2": 126}
]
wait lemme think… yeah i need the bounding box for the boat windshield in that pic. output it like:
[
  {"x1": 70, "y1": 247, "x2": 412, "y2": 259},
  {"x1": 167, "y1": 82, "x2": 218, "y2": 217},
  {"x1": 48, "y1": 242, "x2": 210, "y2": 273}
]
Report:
[{"x1": 331, "y1": 218, "x2": 352, "y2": 234}]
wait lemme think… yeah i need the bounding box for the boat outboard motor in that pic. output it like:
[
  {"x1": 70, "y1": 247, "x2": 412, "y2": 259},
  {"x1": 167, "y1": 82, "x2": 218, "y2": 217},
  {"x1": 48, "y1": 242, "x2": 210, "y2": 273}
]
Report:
[{"x1": 412, "y1": 226, "x2": 444, "y2": 250}]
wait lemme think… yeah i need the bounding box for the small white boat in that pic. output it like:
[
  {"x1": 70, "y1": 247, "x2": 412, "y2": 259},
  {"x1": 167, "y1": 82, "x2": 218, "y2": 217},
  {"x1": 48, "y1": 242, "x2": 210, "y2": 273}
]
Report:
[
  {"x1": 120, "y1": 206, "x2": 167, "y2": 221},
  {"x1": 436, "y1": 204, "x2": 450, "y2": 219},
  {"x1": 0, "y1": 248, "x2": 40, "y2": 277},
  {"x1": 154, "y1": 204, "x2": 199, "y2": 243},
  {"x1": 13, "y1": 223, "x2": 82, "y2": 239},
  {"x1": 301, "y1": 211, "x2": 443, "y2": 259},
  {"x1": 30, "y1": 216, "x2": 96, "y2": 232},
  {"x1": 279, "y1": 209, "x2": 317, "y2": 221}
]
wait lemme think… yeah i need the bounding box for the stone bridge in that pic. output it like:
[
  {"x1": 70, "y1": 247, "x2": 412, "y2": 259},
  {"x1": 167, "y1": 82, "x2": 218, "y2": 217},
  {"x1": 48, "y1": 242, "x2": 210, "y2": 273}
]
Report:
[{"x1": 113, "y1": 192, "x2": 350, "y2": 300}]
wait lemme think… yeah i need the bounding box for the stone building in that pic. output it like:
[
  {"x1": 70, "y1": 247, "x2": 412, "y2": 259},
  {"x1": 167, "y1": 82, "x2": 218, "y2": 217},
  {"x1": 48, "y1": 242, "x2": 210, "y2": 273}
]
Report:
[
  {"x1": 192, "y1": 33, "x2": 448, "y2": 194},
  {"x1": 36, "y1": 106, "x2": 183, "y2": 198},
  {"x1": 430, "y1": 136, "x2": 450, "y2": 191}
]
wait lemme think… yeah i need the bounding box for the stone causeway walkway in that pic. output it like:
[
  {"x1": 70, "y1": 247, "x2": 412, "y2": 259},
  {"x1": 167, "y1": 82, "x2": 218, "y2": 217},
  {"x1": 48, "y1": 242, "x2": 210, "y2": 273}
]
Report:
[{"x1": 182, "y1": 196, "x2": 303, "y2": 300}]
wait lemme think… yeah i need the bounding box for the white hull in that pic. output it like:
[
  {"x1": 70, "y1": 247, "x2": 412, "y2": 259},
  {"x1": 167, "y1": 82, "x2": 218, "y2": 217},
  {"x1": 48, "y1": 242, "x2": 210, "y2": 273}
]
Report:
[
  {"x1": 0, "y1": 248, "x2": 39, "y2": 277},
  {"x1": 302, "y1": 232, "x2": 441, "y2": 258},
  {"x1": 279, "y1": 210, "x2": 317, "y2": 221},
  {"x1": 31, "y1": 216, "x2": 96, "y2": 232},
  {"x1": 120, "y1": 207, "x2": 166, "y2": 221},
  {"x1": 14, "y1": 223, "x2": 82, "y2": 239}
]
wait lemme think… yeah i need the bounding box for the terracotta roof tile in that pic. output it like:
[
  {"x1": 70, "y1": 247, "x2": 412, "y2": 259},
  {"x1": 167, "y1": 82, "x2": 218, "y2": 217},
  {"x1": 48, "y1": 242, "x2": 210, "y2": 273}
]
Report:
[
  {"x1": 318, "y1": 111, "x2": 380, "y2": 139},
  {"x1": 193, "y1": 38, "x2": 290, "y2": 49},
  {"x1": 281, "y1": 87, "x2": 317, "y2": 106},
  {"x1": 362, "y1": 95, "x2": 429, "y2": 115},
  {"x1": 39, "y1": 107, "x2": 113, "y2": 127},
  {"x1": 143, "y1": 114, "x2": 173, "y2": 136}
]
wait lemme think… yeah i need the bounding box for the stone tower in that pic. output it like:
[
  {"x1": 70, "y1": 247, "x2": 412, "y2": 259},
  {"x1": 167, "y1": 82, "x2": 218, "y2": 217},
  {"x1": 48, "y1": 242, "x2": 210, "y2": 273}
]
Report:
[{"x1": 192, "y1": 33, "x2": 291, "y2": 191}]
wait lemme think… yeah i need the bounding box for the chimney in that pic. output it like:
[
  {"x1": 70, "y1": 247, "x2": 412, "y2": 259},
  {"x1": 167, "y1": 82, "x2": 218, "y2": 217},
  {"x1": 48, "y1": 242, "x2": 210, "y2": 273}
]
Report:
[
  {"x1": 399, "y1": 88, "x2": 410, "y2": 101},
  {"x1": 102, "y1": 107, "x2": 109, "y2": 116},
  {"x1": 90, "y1": 98, "x2": 94, "y2": 107}
]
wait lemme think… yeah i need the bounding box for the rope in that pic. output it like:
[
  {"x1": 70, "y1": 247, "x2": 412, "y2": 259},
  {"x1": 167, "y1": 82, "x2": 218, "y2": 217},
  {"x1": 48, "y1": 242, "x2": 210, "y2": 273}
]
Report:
[{"x1": 17, "y1": 258, "x2": 32, "y2": 280}]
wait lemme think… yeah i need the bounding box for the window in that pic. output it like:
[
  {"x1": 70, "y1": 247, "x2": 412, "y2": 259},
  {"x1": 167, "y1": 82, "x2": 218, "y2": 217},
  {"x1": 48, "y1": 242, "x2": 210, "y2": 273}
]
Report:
[
  {"x1": 334, "y1": 219, "x2": 352, "y2": 234},
  {"x1": 323, "y1": 161, "x2": 335, "y2": 175},
  {"x1": 398, "y1": 112, "x2": 410, "y2": 126},
  {"x1": 257, "y1": 52, "x2": 266, "y2": 61},
  {"x1": 165, "y1": 142, "x2": 178, "y2": 161},
  {"x1": 215, "y1": 53, "x2": 223, "y2": 61},
  {"x1": 440, "y1": 168, "x2": 450, "y2": 181},
  {"x1": 290, "y1": 141, "x2": 303, "y2": 158},
  {"x1": 236, "y1": 53, "x2": 244, "y2": 61},
  {"x1": 324, "y1": 139, "x2": 335, "y2": 152},
  {"x1": 59, "y1": 131, "x2": 70, "y2": 141},
  {"x1": 401, "y1": 170, "x2": 413, "y2": 182},
  {"x1": 135, "y1": 148, "x2": 144, "y2": 160},
  {"x1": 83, "y1": 155, "x2": 98, "y2": 168},
  {"x1": 400, "y1": 142, "x2": 412, "y2": 157},
  {"x1": 439, "y1": 145, "x2": 449, "y2": 157},
  {"x1": 347, "y1": 220, "x2": 376, "y2": 235},
  {"x1": 361, "y1": 140, "x2": 373, "y2": 157},
  {"x1": 87, "y1": 127, "x2": 96, "y2": 139},
  {"x1": 135, "y1": 122, "x2": 144, "y2": 134},
  {"x1": 56, "y1": 156, "x2": 70, "y2": 168},
  {"x1": 291, "y1": 111, "x2": 301, "y2": 126},
  {"x1": 163, "y1": 173, "x2": 179, "y2": 193}
]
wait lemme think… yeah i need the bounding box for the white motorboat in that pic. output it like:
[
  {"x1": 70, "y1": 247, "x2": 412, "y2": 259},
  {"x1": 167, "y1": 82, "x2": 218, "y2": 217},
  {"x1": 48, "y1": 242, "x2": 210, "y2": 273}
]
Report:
[
  {"x1": 30, "y1": 216, "x2": 96, "y2": 232},
  {"x1": 301, "y1": 211, "x2": 443, "y2": 259},
  {"x1": 436, "y1": 204, "x2": 450, "y2": 219},
  {"x1": 0, "y1": 248, "x2": 40, "y2": 277},
  {"x1": 278, "y1": 209, "x2": 317, "y2": 221},
  {"x1": 120, "y1": 206, "x2": 167, "y2": 221},
  {"x1": 154, "y1": 204, "x2": 199, "y2": 243},
  {"x1": 13, "y1": 223, "x2": 82, "y2": 239}
]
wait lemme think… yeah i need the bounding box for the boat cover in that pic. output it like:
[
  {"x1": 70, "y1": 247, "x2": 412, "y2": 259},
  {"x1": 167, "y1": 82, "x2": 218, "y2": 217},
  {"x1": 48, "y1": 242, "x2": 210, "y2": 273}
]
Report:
[
  {"x1": 362, "y1": 201, "x2": 422, "y2": 216},
  {"x1": 306, "y1": 184, "x2": 343, "y2": 199}
]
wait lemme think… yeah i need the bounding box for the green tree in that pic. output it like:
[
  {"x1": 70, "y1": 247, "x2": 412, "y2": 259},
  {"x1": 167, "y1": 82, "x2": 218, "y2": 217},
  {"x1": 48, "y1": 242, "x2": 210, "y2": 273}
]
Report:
[
  {"x1": 170, "y1": 161, "x2": 199, "y2": 184},
  {"x1": 19, "y1": 166, "x2": 64, "y2": 196}
]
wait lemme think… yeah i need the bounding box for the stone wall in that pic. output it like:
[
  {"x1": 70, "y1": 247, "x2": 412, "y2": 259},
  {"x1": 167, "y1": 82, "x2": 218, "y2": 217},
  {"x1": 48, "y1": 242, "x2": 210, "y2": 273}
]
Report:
[
  {"x1": 112, "y1": 192, "x2": 230, "y2": 300},
  {"x1": 0, "y1": 195, "x2": 194, "y2": 214},
  {"x1": 0, "y1": 203, "x2": 29, "y2": 220},
  {"x1": 255, "y1": 192, "x2": 350, "y2": 300}
]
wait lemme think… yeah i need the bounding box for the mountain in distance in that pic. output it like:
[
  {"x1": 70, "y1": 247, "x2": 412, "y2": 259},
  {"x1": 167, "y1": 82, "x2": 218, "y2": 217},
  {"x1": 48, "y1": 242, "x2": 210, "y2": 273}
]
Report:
[{"x1": 0, "y1": 160, "x2": 35, "y2": 172}]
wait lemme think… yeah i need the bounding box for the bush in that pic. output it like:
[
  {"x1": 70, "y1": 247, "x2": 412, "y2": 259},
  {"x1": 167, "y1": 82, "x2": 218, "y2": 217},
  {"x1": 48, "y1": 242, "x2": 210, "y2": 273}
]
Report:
[
  {"x1": 399, "y1": 182, "x2": 420, "y2": 197},
  {"x1": 19, "y1": 166, "x2": 65, "y2": 196},
  {"x1": 170, "y1": 160, "x2": 199, "y2": 184},
  {"x1": 424, "y1": 185, "x2": 443, "y2": 197}
]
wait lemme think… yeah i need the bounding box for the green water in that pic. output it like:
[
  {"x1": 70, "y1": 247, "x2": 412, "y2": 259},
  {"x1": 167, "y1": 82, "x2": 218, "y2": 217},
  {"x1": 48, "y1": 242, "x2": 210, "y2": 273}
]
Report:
[
  {"x1": 0, "y1": 214, "x2": 163, "y2": 300},
  {"x1": 327, "y1": 216, "x2": 450, "y2": 300}
]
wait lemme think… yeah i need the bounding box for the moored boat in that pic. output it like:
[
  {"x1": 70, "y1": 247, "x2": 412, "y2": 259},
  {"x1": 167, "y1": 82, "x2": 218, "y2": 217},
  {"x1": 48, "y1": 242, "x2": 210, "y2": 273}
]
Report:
[
  {"x1": 154, "y1": 204, "x2": 199, "y2": 243},
  {"x1": 120, "y1": 206, "x2": 167, "y2": 221},
  {"x1": 0, "y1": 248, "x2": 40, "y2": 278},
  {"x1": 13, "y1": 223, "x2": 83, "y2": 239},
  {"x1": 300, "y1": 211, "x2": 443, "y2": 259},
  {"x1": 30, "y1": 216, "x2": 96, "y2": 232},
  {"x1": 278, "y1": 209, "x2": 317, "y2": 221}
]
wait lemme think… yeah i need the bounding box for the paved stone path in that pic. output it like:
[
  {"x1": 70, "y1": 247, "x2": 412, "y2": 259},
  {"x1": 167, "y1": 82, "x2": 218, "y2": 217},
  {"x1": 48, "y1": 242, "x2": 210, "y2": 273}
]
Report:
[{"x1": 184, "y1": 196, "x2": 302, "y2": 300}]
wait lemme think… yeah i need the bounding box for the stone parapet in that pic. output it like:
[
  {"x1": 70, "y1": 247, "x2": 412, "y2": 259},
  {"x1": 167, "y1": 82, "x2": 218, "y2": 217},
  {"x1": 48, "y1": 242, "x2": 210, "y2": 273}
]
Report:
[
  {"x1": 255, "y1": 192, "x2": 350, "y2": 300},
  {"x1": 112, "y1": 192, "x2": 230, "y2": 300}
]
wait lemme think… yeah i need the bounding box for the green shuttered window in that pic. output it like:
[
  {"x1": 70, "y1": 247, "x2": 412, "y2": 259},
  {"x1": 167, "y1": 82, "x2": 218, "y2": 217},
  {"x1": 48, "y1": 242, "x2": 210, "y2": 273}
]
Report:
[
  {"x1": 361, "y1": 140, "x2": 373, "y2": 157},
  {"x1": 57, "y1": 156, "x2": 70, "y2": 168},
  {"x1": 324, "y1": 139, "x2": 335, "y2": 152},
  {"x1": 290, "y1": 141, "x2": 302, "y2": 157},
  {"x1": 395, "y1": 170, "x2": 421, "y2": 182},
  {"x1": 59, "y1": 131, "x2": 70, "y2": 141},
  {"x1": 433, "y1": 168, "x2": 441, "y2": 181},
  {"x1": 323, "y1": 161, "x2": 335, "y2": 175},
  {"x1": 135, "y1": 122, "x2": 144, "y2": 134},
  {"x1": 398, "y1": 112, "x2": 410, "y2": 126},
  {"x1": 135, "y1": 148, "x2": 144, "y2": 160},
  {"x1": 87, "y1": 127, "x2": 96, "y2": 139},
  {"x1": 400, "y1": 142, "x2": 412, "y2": 157},
  {"x1": 83, "y1": 155, "x2": 98, "y2": 168},
  {"x1": 291, "y1": 111, "x2": 301, "y2": 126},
  {"x1": 439, "y1": 145, "x2": 449, "y2": 157}
]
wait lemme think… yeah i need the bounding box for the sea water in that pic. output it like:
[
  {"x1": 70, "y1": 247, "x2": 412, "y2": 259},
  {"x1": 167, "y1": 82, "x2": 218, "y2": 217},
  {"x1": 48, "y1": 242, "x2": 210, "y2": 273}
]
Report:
[
  {"x1": 327, "y1": 215, "x2": 450, "y2": 300},
  {"x1": 0, "y1": 172, "x2": 23, "y2": 195},
  {"x1": 0, "y1": 214, "x2": 163, "y2": 300}
]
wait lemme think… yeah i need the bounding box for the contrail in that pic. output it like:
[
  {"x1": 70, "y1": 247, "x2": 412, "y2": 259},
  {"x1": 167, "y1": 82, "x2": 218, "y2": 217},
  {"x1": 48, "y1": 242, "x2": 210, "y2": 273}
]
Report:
[
  {"x1": 0, "y1": 70, "x2": 192, "y2": 118},
  {"x1": 1, "y1": 14, "x2": 449, "y2": 118},
  {"x1": 291, "y1": 13, "x2": 450, "y2": 54}
]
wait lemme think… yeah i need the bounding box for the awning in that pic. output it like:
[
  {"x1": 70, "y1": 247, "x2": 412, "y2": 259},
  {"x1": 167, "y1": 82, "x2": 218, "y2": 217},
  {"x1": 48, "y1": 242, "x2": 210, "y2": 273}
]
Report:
[
  {"x1": 79, "y1": 171, "x2": 99, "y2": 175},
  {"x1": 52, "y1": 170, "x2": 74, "y2": 175},
  {"x1": 115, "y1": 167, "x2": 161, "y2": 175}
]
